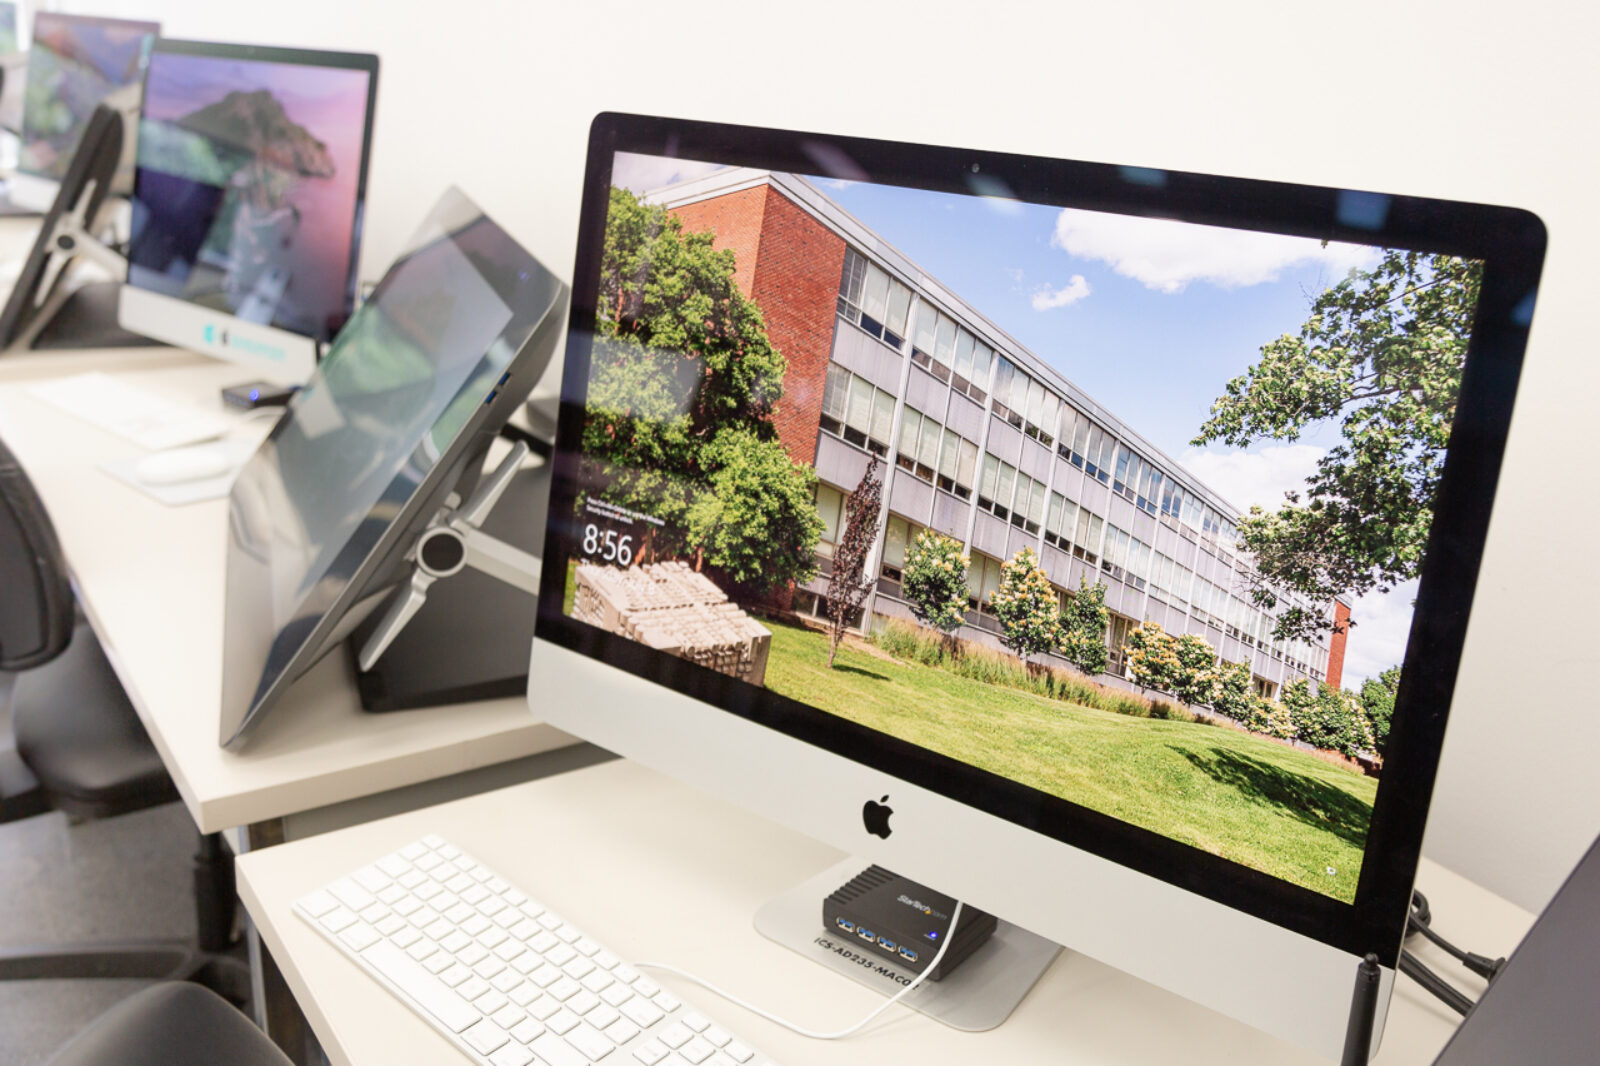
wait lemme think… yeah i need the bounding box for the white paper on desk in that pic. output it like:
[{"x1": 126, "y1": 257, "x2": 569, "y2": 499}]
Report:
[{"x1": 98, "y1": 436, "x2": 260, "y2": 506}]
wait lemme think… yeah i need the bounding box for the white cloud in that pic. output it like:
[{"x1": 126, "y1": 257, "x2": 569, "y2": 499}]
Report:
[
  {"x1": 611, "y1": 153, "x2": 728, "y2": 195},
  {"x1": 1340, "y1": 580, "x2": 1418, "y2": 689},
  {"x1": 1050, "y1": 208, "x2": 1380, "y2": 293},
  {"x1": 1030, "y1": 274, "x2": 1091, "y2": 311},
  {"x1": 1179, "y1": 443, "x2": 1324, "y2": 514}
]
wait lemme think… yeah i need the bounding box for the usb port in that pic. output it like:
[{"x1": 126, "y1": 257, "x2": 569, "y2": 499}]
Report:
[
  {"x1": 857, "y1": 927, "x2": 875, "y2": 942},
  {"x1": 899, "y1": 946, "x2": 919, "y2": 963},
  {"x1": 877, "y1": 937, "x2": 897, "y2": 952},
  {"x1": 835, "y1": 918, "x2": 855, "y2": 933}
]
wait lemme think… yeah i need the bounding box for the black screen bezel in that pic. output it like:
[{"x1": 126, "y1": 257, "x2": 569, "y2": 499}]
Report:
[
  {"x1": 535, "y1": 111, "x2": 1546, "y2": 961},
  {"x1": 128, "y1": 37, "x2": 380, "y2": 344}
]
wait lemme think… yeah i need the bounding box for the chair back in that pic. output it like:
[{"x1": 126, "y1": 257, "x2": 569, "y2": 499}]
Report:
[{"x1": 0, "y1": 434, "x2": 74, "y2": 670}]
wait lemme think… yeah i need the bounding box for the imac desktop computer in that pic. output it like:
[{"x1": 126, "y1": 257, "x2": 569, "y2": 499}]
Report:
[
  {"x1": 528, "y1": 113, "x2": 1546, "y2": 1058},
  {"x1": 119, "y1": 39, "x2": 378, "y2": 383},
  {"x1": 8, "y1": 11, "x2": 158, "y2": 212},
  {"x1": 218, "y1": 187, "x2": 568, "y2": 751}
]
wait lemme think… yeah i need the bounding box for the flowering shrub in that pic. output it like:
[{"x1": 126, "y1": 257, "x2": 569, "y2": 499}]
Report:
[
  {"x1": 1245, "y1": 694, "x2": 1296, "y2": 739},
  {"x1": 1171, "y1": 633, "x2": 1220, "y2": 706},
  {"x1": 990, "y1": 547, "x2": 1062, "y2": 659},
  {"x1": 1059, "y1": 577, "x2": 1110, "y2": 676},
  {"x1": 1125, "y1": 623, "x2": 1182, "y2": 692},
  {"x1": 1210, "y1": 659, "x2": 1254, "y2": 721},
  {"x1": 902, "y1": 531, "x2": 970, "y2": 635}
]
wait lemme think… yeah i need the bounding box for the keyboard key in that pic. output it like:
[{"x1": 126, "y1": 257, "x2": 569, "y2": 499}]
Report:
[
  {"x1": 529, "y1": 930, "x2": 561, "y2": 953},
  {"x1": 581, "y1": 969, "x2": 613, "y2": 993},
  {"x1": 509, "y1": 984, "x2": 541, "y2": 1007},
  {"x1": 393, "y1": 897, "x2": 422, "y2": 919},
  {"x1": 532, "y1": 1031, "x2": 589, "y2": 1066},
  {"x1": 528, "y1": 995, "x2": 562, "y2": 1021},
  {"x1": 511, "y1": 919, "x2": 543, "y2": 941},
  {"x1": 423, "y1": 953, "x2": 453, "y2": 975},
  {"x1": 680, "y1": 1013, "x2": 710, "y2": 1033},
  {"x1": 420, "y1": 834, "x2": 445, "y2": 848},
  {"x1": 297, "y1": 890, "x2": 338, "y2": 918},
  {"x1": 548, "y1": 944, "x2": 579, "y2": 967},
  {"x1": 567, "y1": 1023, "x2": 615, "y2": 1060},
  {"x1": 462, "y1": 885, "x2": 491, "y2": 905},
  {"x1": 494, "y1": 940, "x2": 526, "y2": 962},
  {"x1": 619, "y1": 997, "x2": 664, "y2": 1028},
  {"x1": 479, "y1": 896, "x2": 509, "y2": 916},
  {"x1": 565, "y1": 958, "x2": 597, "y2": 981},
  {"x1": 458, "y1": 976, "x2": 492, "y2": 1002},
  {"x1": 360, "y1": 940, "x2": 480, "y2": 1034},
  {"x1": 547, "y1": 1009, "x2": 581, "y2": 1035},
  {"x1": 474, "y1": 957, "x2": 507, "y2": 980},
  {"x1": 441, "y1": 931, "x2": 473, "y2": 955},
  {"x1": 399, "y1": 842, "x2": 427, "y2": 861},
  {"x1": 490, "y1": 1045, "x2": 534, "y2": 1066},
  {"x1": 603, "y1": 1018, "x2": 639, "y2": 1046},
  {"x1": 538, "y1": 913, "x2": 564, "y2": 931},
  {"x1": 576, "y1": 938, "x2": 602, "y2": 957},
  {"x1": 439, "y1": 964, "x2": 471, "y2": 988},
  {"x1": 722, "y1": 1041, "x2": 753, "y2": 1063},
  {"x1": 587, "y1": 1005, "x2": 620, "y2": 1031},
  {"x1": 679, "y1": 1037, "x2": 715, "y2": 1064},
  {"x1": 319, "y1": 907, "x2": 358, "y2": 933},
  {"x1": 446, "y1": 903, "x2": 476, "y2": 924},
  {"x1": 359, "y1": 902, "x2": 390, "y2": 924},
  {"x1": 472, "y1": 867, "x2": 494, "y2": 883},
  {"x1": 477, "y1": 991, "x2": 509, "y2": 1016},
  {"x1": 633, "y1": 1039, "x2": 668, "y2": 1065},
  {"x1": 447, "y1": 873, "x2": 476, "y2": 894},
  {"x1": 510, "y1": 1017, "x2": 546, "y2": 1043},
  {"x1": 703, "y1": 1027, "x2": 731, "y2": 1048},
  {"x1": 415, "y1": 882, "x2": 443, "y2": 901},
  {"x1": 436, "y1": 843, "x2": 460, "y2": 859},
  {"x1": 354, "y1": 866, "x2": 391, "y2": 893},
  {"x1": 377, "y1": 854, "x2": 410, "y2": 877},
  {"x1": 557, "y1": 924, "x2": 583, "y2": 944},
  {"x1": 415, "y1": 853, "x2": 443, "y2": 872},
  {"x1": 705, "y1": 1054, "x2": 739, "y2": 1066},
  {"x1": 594, "y1": 950, "x2": 620, "y2": 970},
  {"x1": 504, "y1": 889, "x2": 528, "y2": 906},
  {"x1": 654, "y1": 991, "x2": 681, "y2": 1013},
  {"x1": 424, "y1": 919, "x2": 454, "y2": 941},
  {"x1": 568, "y1": 990, "x2": 601, "y2": 1016},
  {"x1": 511, "y1": 954, "x2": 542, "y2": 975},
  {"x1": 338, "y1": 923, "x2": 380, "y2": 952},
  {"x1": 659, "y1": 1023, "x2": 693, "y2": 1049},
  {"x1": 377, "y1": 885, "x2": 406, "y2": 906},
  {"x1": 464, "y1": 915, "x2": 495, "y2": 938},
  {"x1": 463, "y1": 1019, "x2": 510, "y2": 1055},
  {"x1": 398, "y1": 870, "x2": 426, "y2": 889},
  {"x1": 531, "y1": 964, "x2": 564, "y2": 988},
  {"x1": 601, "y1": 984, "x2": 633, "y2": 1008},
  {"x1": 391, "y1": 926, "x2": 421, "y2": 949},
  {"x1": 494, "y1": 909, "x2": 523, "y2": 929},
  {"x1": 617, "y1": 968, "x2": 645, "y2": 988},
  {"x1": 328, "y1": 879, "x2": 375, "y2": 911},
  {"x1": 549, "y1": 977, "x2": 583, "y2": 1001}
]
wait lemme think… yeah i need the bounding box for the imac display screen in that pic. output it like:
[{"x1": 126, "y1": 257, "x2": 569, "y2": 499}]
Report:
[
  {"x1": 220, "y1": 189, "x2": 564, "y2": 748},
  {"x1": 127, "y1": 42, "x2": 376, "y2": 344},
  {"x1": 18, "y1": 13, "x2": 156, "y2": 181},
  {"x1": 539, "y1": 115, "x2": 1544, "y2": 957}
]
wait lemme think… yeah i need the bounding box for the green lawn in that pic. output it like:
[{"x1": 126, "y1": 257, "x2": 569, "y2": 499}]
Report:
[{"x1": 763, "y1": 620, "x2": 1376, "y2": 902}]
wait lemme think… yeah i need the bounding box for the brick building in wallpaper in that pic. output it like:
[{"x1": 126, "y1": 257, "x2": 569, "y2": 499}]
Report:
[{"x1": 647, "y1": 169, "x2": 1347, "y2": 695}]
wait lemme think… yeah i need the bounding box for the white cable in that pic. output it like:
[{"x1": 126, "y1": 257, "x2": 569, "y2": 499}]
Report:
[{"x1": 634, "y1": 900, "x2": 964, "y2": 1041}]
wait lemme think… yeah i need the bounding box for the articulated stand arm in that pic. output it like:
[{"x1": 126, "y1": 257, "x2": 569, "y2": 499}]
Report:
[{"x1": 357, "y1": 442, "x2": 542, "y2": 671}]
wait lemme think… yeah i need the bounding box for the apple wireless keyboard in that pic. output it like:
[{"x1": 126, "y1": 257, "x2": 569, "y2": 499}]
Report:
[
  {"x1": 295, "y1": 835, "x2": 783, "y2": 1066},
  {"x1": 26, "y1": 372, "x2": 232, "y2": 452}
]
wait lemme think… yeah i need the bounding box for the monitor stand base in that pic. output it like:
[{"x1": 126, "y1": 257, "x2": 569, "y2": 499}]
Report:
[
  {"x1": 753, "y1": 857, "x2": 1060, "y2": 1032},
  {"x1": 351, "y1": 455, "x2": 549, "y2": 713}
]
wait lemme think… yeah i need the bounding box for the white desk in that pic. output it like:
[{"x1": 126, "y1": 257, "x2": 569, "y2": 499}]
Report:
[
  {"x1": 0, "y1": 347, "x2": 581, "y2": 838},
  {"x1": 236, "y1": 759, "x2": 1535, "y2": 1066}
]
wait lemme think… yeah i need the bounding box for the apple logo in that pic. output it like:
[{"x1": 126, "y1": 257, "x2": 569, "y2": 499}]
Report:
[{"x1": 862, "y1": 795, "x2": 894, "y2": 839}]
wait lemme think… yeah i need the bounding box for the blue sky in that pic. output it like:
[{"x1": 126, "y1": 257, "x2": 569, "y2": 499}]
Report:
[{"x1": 612, "y1": 152, "x2": 1426, "y2": 686}]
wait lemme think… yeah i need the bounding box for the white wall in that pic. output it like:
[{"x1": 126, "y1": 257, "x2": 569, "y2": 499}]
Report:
[{"x1": 67, "y1": 0, "x2": 1600, "y2": 913}]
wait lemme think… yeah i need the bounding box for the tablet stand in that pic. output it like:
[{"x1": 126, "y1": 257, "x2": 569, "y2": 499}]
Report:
[
  {"x1": 356, "y1": 441, "x2": 543, "y2": 680},
  {"x1": 1341, "y1": 953, "x2": 1383, "y2": 1066}
]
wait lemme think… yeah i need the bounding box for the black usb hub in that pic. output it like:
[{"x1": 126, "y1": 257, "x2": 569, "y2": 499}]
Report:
[{"x1": 822, "y1": 865, "x2": 997, "y2": 981}]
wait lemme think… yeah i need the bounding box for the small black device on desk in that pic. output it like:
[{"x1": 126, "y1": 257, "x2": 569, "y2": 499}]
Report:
[
  {"x1": 824, "y1": 866, "x2": 997, "y2": 980},
  {"x1": 222, "y1": 381, "x2": 299, "y2": 410}
]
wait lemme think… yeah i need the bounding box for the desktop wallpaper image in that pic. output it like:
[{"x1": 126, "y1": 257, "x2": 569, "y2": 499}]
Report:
[
  {"x1": 131, "y1": 53, "x2": 371, "y2": 342},
  {"x1": 20, "y1": 14, "x2": 155, "y2": 179},
  {"x1": 562, "y1": 151, "x2": 1485, "y2": 904}
]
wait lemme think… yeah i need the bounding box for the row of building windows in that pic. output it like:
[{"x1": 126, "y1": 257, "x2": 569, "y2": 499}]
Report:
[{"x1": 838, "y1": 248, "x2": 1243, "y2": 562}]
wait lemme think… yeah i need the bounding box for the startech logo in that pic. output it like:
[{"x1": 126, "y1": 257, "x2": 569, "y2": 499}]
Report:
[{"x1": 897, "y1": 893, "x2": 948, "y2": 921}]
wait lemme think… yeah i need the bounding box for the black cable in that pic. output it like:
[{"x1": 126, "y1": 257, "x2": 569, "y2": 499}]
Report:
[
  {"x1": 496, "y1": 422, "x2": 553, "y2": 460},
  {"x1": 1398, "y1": 949, "x2": 1474, "y2": 1016},
  {"x1": 1407, "y1": 891, "x2": 1505, "y2": 981}
]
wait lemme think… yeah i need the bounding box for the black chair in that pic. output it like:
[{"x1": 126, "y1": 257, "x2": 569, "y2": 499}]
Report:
[
  {"x1": 0, "y1": 433, "x2": 245, "y2": 998},
  {"x1": 44, "y1": 982, "x2": 292, "y2": 1066}
]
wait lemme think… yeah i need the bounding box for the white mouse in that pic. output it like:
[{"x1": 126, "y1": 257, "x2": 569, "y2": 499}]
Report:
[{"x1": 134, "y1": 442, "x2": 236, "y2": 486}]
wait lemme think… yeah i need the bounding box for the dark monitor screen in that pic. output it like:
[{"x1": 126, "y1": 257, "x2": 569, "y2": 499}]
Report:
[
  {"x1": 219, "y1": 188, "x2": 566, "y2": 749},
  {"x1": 127, "y1": 40, "x2": 377, "y2": 344},
  {"x1": 18, "y1": 12, "x2": 157, "y2": 183}
]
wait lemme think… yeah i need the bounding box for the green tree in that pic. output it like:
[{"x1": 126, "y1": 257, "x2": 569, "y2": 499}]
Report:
[
  {"x1": 1192, "y1": 251, "x2": 1482, "y2": 641},
  {"x1": 990, "y1": 547, "x2": 1061, "y2": 660},
  {"x1": 582, "y1": 186, "x2": 818, "y2": 589},
  {"x1": 1285, "y1": 679, "x2": 1374, "y2": 758},
  {"x1": 1059, "y1": 578, "x2": 1110, "y2": 676},
  {"x1": 1359, "y1": 666, "x2": 1401, "y2": 758},
  {"x1": 1170, "y1": 632, "x2": 1220, "y2": 707},
  {"x1": 825, "y1": 461, "x2": 883, "y2": 667},
  {"x1": 1125, "y1": 624, "x2": 1182, "y2": 694},
  {"x1": 684, "y1": 430, "x2": 823, "y2": 597},
  {"x1": 901, "y1": 531, "x2": 970, "y2": 637},
  {"x1": 1211, "y1": 659, "x2": 1254, "y2": 722}
]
